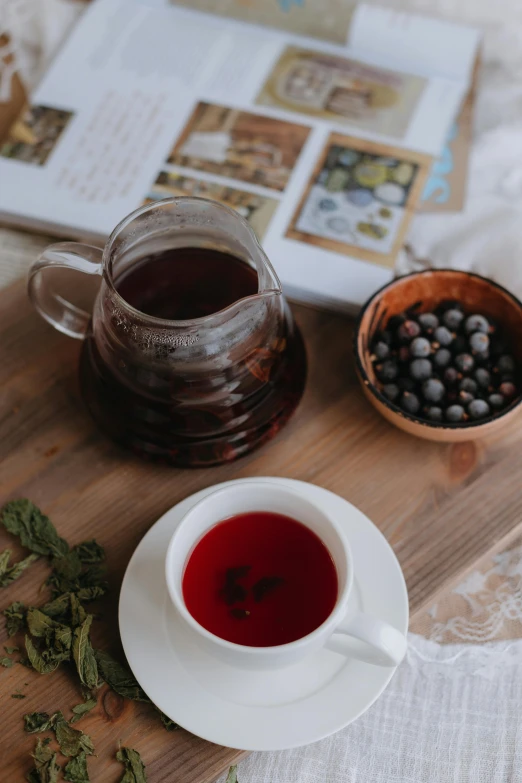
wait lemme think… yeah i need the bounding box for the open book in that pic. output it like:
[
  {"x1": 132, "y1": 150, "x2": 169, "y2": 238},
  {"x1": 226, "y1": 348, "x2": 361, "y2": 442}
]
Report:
[{"x1": 0, "y1": 0, "x2": 480, "y2": 312}]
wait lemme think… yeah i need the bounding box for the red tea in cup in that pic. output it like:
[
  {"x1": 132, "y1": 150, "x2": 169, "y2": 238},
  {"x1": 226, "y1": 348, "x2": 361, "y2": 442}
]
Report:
[{"x1": 182, "y1": 512, "x2": 338, "y2": 647}]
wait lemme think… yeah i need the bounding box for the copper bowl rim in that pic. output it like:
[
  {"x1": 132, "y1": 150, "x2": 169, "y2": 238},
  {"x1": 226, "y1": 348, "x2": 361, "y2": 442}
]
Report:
[{"x1": 353, "y1": 268, "x2": 522, "y2": 431}]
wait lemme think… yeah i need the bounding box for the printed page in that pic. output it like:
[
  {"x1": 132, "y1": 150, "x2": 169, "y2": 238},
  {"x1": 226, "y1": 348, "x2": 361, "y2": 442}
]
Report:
[
  {"x1": 0, "y1": 0, "x2": 478, "y2": 310},
  {"x1": 349, "y1": 5, "x2": 481, "y2": 83}
]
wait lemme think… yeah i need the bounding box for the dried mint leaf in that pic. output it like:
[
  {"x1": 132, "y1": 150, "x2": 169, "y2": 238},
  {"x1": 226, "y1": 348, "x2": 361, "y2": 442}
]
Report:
[
  {"x1": 47, "y1": 552, "x2": 82, "y2": 594},
  {"x1": 64, "y1": 750, "x2": 90, "y2": 782},
  {"x1": 4, "y1": 645, "x2": 19, "y2": 654},
  {"x1": 73, "y1": 540, "x2": 105, "y2": 564},
  {"x1": 94, "y1": 649, "x2": 150, "y2": 703},
  {"x1": 159, "y1": 711, "x2": 179, "y2": 731},
  {"x1": 12, "y1": 692, "x2": 26, "y2": 698},
  {"x1": 53, "y1": 712, "x2": 94, "y2": 757},
  {"x1": 2, "y1": 499, "x2": 68, "y2": 558},
  {"x1": 25, "y1": 636, "x2": 62, "y2": 675},
  {"x1": 76, "y1": 586, "x2": 106, "y2": 602},
  {"x1": 26, "y1": 737, "x2": 61, "y2": 783},
  {"x1": 0, "y1": 550, "x2": 39, "y2": 587},
  {"x1": 24, "y1": 712, "x2": 54, "y2": 733},
  {"x1": 4, "y1": 600, "x2": 27, "y2": 636},
  {"x1": 116, "y1": 747, "x2": 147, "y2": 783},
  {"x1": 70, "y1": 698, "x2": 97, "y2": 724},
  {"x1": 226, "y1": 765, "x2": 238, "y2": 783},
  {"x1": 72, "y1": 616, "x2": 98, "y2": 690},
  {"x1": 1, "y1": 655, "x2": 14, "y2": 667}
]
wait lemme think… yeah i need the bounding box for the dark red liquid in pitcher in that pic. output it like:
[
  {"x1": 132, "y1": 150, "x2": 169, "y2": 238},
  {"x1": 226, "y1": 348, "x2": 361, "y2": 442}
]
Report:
[
  {"x1": 182, "y1": 512, "x2": 338, "y2": 647},
  {"x1": 79, "y1": 247, "x2": 306, "y2": 466}
]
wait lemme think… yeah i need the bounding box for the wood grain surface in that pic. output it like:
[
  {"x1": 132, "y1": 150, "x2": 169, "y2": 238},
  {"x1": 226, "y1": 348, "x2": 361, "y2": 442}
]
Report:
[{"x1": 2, "y1": 279, "x2": 522, "y2": 781}]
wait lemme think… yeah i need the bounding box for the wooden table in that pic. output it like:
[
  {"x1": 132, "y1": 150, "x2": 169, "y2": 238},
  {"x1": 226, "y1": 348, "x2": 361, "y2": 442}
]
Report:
[{"x1": 2, "y1": 280, "x2": 522, "y2": 781}]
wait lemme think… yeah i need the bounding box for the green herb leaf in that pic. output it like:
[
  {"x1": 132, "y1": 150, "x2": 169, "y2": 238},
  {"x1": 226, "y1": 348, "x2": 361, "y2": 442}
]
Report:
[
  {"x1": 47, "y1": 552, "x2": 82, "y2": 594},
  {"x1": 76, "y1": 586, "x2": 106, "y2": 602},
  {"x1": 0, "y1": 550, "x2": 39, "y2": 587},
  {"x1": 25, "y1": 636, "x2": 61, "y2": 675},
  {"x1": 2, "y1": 499, "x2": 68, "y2": 558},
  {"x1": 4, "y1": 645, "x2": 19, "y2": 654},
  {"x1": 159, "y1": 711, "x2": 179, "y2": 731},
  {"x1": 94, "y1": 650, "x2": 150, "y2": 703},
  {"x1": 27, "y1": 737, "x2": 61, "y2": 783},
  {"x1": 12, "y1": 692, "x2": 26, "y2": 698},
  {"x1": 70, "y1": 698, "x2": 97, "y2": 724},
  {"x1": 24, "y1": 712, "x2": 54, "y2": 733},
  {"x1": 226, "y1": 765, "x2": 238, "y2": 783},
  {"x1": 64, "y1": 750, "x2": 90, "y2": 782},
  {"x1": 1, "y1": 656, "x2": 14, "y2": 667},
  {"x1": 4, "y1": 601, "x2": 27, "y2": 636},
  {"x1": 116, "y1": 747, "x2": 147, "y2": 783},
  {"x1": 72, "y1": 616, "x2": 98, "y2": 690},
  {"x1": 53, "y1": 712, "x2": 94, "y2": 757},
  {"x1": 70, "y1": 594, "x2": 87, "y2": 628},
  {"x1": 73, "y1": 540, "x2": 105, "y2": 564}
]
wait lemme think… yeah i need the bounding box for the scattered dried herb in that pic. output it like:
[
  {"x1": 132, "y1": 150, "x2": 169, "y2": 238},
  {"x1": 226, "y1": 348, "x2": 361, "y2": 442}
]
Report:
[
  {"x1": 94, "y1": 649, "x2": 150, "y2": 703},
  {"x1": 2, "y1": 500, "x2": 68, "y2": 559},
  {"x1": 64, "y1": 750, "x2": 90, "y2": 782},
  {"x1": 1, "y1": 656, "x2": 14, "y2": 667},
  {"x1": 252, "y1": 576, "x2": 284, "y2": 603},
  {"x1": 70, "y1": 698, "x2": 97, "y2": 724},
  {"x1": 24, "y1": 712, "x2": 54, "y2": 733},
  {"x1": 230, "y1": 608, "x2": 250, "y2": 620},
  {"x1": 0, "y1": 549, "x2": 39, "y2": 587},
  {"x1": 53, "y1": 712, "x2": 94, "y2": 757},
  {"x1": 4, "y1": 601, "x2": 27, "y2": 636},
  {"x1": 5, "y1": 645, "x2": 19, "y2": 654},
  {"x1": 116, "y1": 746, "x2": 147, "y2": 783},
  {"x1": 12, "y1": 692, "x2": 26, "y2": 699},
  {"x1": 26, "y1": 737, "x2": 61, "y2": 783},
  {"x1": 72, "y1": 616, "x2": 98, "y2": 690},
  {"x1": 159, "y1": 712, "x2": 179, "y2": 731},
  {"x1": 73, "y1": 541, "x2": 105, "y2": 564},
  {"x1": 226, "y1": 765, "x2": 239, "y2": 783},
  {"x1": 25, "y1": 636, "x2": 62, "y2": 675}
]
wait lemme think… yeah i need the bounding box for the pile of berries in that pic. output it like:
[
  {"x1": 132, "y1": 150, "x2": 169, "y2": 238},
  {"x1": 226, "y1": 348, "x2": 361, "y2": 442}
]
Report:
[{"x1": 370, "y1": 302, "x2": 520, "y2": 423}]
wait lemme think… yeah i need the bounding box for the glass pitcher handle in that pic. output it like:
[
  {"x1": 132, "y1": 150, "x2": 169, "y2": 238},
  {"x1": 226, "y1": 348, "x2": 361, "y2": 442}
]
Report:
[{"x1": 28, "y1": 242, "x2": 103, "y2": 340}]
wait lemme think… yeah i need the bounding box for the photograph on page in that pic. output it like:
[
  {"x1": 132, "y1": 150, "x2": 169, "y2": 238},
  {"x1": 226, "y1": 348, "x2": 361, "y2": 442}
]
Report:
[
  {"x1": 256, "y1": 47, "x2": 427, "y2": 140},
  {"x1": 167, "y1": 102, "x2": 311, "y2": 192},
  {"x1": 286, "y1": 132, "x2": 431, "y2": 268},
  {"x1": 0, "y1": 104, "x2": 74, "y2": 167},
  {"x1": 145, "y1": 170, "x2": 279, "y2": 239}
]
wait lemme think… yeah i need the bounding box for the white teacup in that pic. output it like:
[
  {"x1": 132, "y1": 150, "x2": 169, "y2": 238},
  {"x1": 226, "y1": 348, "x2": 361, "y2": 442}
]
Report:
[{"x1": 165, "y1": 482, "x2": 407, "y2": 670}]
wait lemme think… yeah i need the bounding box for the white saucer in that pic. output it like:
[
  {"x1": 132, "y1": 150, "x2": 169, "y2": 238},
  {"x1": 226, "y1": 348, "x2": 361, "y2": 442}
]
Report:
[{"x1": 119, "y1": 478, "x2": 408, "y2": 751}]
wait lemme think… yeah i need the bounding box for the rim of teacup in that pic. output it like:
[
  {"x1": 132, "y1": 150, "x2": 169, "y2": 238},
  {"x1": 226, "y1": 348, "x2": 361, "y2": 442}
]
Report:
[{"x1": 164, "y1": 481, "x2": 353, "y2": 655}]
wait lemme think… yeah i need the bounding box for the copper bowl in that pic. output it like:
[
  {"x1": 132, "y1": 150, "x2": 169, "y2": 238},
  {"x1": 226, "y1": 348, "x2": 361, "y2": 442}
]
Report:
[{"x1": 354, "y1": 269, "x2": 522, "y2": 441}]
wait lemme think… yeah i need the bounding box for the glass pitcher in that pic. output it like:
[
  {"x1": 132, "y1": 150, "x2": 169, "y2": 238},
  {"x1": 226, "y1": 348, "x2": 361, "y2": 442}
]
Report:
[{"x1": 28, "y1": 198, "x2": 306, "y2": 467}]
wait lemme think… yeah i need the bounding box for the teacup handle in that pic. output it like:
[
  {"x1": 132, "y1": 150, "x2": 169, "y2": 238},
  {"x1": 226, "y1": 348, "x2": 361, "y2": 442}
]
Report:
[
  {"x1": 325, "y1": 610, "x2": 407, "y2": 667},
  {"x1": 28, "y1": 242, "x2": 103, "y2": 340}
]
